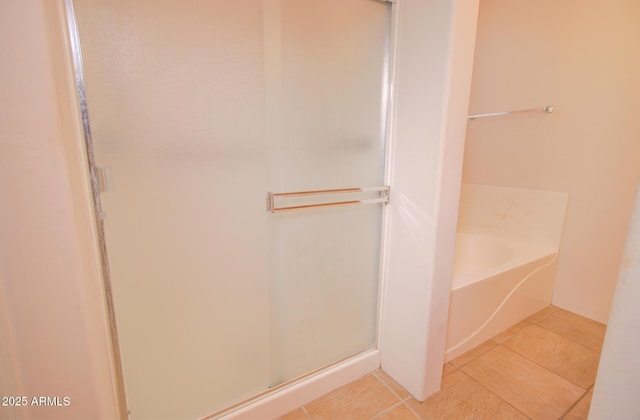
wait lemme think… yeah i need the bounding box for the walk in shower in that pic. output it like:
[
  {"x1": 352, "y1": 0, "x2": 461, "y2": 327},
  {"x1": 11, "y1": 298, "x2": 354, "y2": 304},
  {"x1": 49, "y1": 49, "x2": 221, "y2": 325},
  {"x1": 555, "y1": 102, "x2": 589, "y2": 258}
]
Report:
[{"x1": 67, "y1": 0, "x2": 393, "y2": 417}]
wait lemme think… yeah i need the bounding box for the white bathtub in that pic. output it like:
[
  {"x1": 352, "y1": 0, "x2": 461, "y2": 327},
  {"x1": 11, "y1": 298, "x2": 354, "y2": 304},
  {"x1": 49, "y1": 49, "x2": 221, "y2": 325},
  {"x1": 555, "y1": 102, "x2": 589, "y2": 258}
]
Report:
[{"x1": 444, "y1": 232, "x2": 558, "y2": 362}]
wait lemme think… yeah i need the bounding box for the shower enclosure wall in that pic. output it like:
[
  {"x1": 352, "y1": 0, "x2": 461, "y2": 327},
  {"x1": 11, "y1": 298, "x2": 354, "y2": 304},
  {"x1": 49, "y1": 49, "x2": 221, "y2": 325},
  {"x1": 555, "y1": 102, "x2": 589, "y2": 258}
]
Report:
[{"x1": 68, "y1": 0, "x2": 392, "y2": 417}]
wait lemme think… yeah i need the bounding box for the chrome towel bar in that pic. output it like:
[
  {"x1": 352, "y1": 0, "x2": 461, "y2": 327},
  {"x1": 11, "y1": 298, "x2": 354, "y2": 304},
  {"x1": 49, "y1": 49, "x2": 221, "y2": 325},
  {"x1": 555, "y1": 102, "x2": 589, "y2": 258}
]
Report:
[
  {"x1": 468, "y1": 105, "x2": 554, "y2": 120},
  {"x1": 267, "y1": 186, "x2": 390, "y2": 213}
]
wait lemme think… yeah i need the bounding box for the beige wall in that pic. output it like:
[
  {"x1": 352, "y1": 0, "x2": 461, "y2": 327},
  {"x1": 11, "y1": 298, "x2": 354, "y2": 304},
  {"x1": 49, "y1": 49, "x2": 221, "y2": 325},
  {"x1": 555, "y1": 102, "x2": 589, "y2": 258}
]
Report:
[
  {"x1": 0, "y1": 1, "x2": 118, "y2": 418},
  {"x1": 462, "y1": 0, "x2": 640, "y2": 323},
  {"x1": 590, "y1": 182, "x2": 640, "y2": 419},
  {"x1": 15, "y1": 0, "x2": 638, "y2": 414}
]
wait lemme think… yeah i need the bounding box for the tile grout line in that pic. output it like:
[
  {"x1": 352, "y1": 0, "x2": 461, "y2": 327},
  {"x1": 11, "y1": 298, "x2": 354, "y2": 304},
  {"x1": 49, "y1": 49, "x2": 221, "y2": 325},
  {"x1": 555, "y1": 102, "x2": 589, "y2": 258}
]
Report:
[
  {"x1": 502, "y1": 317, "x2": 603, "y2": 391},
  {"x1": 503, "y1": 339, "x2": 599, "y2": 390},
  {"x1": 498, "y1": 320, "x2": 535, "y2": 341},
  {"x1": 529, "y1": 320, "x2": 605, "y2": 353},
  {"x1": 448, "y1": 340, "x2": 500, "y2": 370},
  {"x1": 368, "y1": 400, "x2": 410, "y2": 420},
  {"x1": 371, "y1": 371, "x2": 421, "y2": 419},
  {"x1": 495, "y1": 344, "x2": 595, "y2": 393},
  {"x1": 371, "y1": 370, "x2": 405, "y2": 401},
  {"x1": 459, "y1": 366, "x2": 531, "y2": 419},
  {"x1": 443, "y1": 363, "x2": 459, "y2": 376},
  {"x1": 462, "y1": 338, "x2": 595, "y2": 419},
  {"x1": 400, "y1": 396, "x2": 423, "y2": 420},
  {"x1": 469, "y1": 339, "x2": 581, "y2": 416},
  {"x1": 529, "y1": 306, "x2": 607, "y2": 350},
  {"x1": 528, "y1": 310, "x2": 561, "y2": 326},
  {"x1": 559, "y1": 384, "x2": 594, "y2": 419}
]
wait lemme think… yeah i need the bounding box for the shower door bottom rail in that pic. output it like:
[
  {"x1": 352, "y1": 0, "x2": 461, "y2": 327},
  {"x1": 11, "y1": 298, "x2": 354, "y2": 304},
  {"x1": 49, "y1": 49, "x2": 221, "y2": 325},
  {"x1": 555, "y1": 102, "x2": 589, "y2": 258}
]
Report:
[{"x1": 266, "y1": 186, "x2": 390, "y2": 213}]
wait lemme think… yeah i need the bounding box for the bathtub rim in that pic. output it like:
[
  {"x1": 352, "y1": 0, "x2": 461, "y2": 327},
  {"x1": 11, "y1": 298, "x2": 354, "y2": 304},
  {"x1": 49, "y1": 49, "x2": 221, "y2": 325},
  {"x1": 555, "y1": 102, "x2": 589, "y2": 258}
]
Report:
[{"x1": 452, "y1": 232, "x2": 558, "y2": 291}]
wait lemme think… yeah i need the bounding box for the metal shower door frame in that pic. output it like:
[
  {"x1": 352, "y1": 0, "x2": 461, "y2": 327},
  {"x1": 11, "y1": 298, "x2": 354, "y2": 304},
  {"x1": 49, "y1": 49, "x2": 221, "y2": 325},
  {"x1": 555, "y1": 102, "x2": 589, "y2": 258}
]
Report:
[{"x1": 63, "y1": 0, "x2": 398, "y2": 417}]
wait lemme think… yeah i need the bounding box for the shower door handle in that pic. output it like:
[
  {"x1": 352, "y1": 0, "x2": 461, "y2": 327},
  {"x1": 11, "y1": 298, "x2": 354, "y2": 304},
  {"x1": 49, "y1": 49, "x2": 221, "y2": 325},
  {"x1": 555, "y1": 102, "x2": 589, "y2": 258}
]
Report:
[{"x1": 266, "y1": 186, "x2": 390, "y2": 213}]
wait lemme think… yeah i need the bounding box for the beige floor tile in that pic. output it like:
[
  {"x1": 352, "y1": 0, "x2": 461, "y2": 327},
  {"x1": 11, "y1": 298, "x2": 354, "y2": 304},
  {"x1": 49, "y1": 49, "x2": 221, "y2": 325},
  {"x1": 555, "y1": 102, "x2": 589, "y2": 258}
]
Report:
[
  {"x1": 462, "y1": 346, "x2": 584, "y2": 419},
  {"x1": 278, "y1": 407, "x2": 309, "y2": 419},
  {"x1": 281, "y1": 307, "x2": 601, "y2": 419},
  {"x1": 449, "y1": 339, "x2": 498, "y2": 368},
  {"x1": 407, "y1": 370, "x2": 526, "y2": 420},
  {"x1": 504, "y1": 325, "x2": 600, "y2": 388},
  {"x1": 374, "y1": 369, "x2": 410, "y2": 399},
  {"x1": 564, "y1": 389, "x2": 593, "y2": 420},
  {"x1": 535, "y1": 308, "x2": 606, "y2": 352},
  {"x1": 373, "y1": 402, "x2": 420, "y2": 420},
  {"x1": 492, "y1": 320, "x2": 531, "y2": 343},
  {"x1": 442, "y1": 363, "x2": 457, "y2": 376},
  {"x1": 304, "y1": 373, "x2": 400, "y2": 419},
  {"x1": 527, "y1": 305, "x2": 559, "y2": 324},
  {"x1": 407, "y1": 370, "x2": 527, "y2": 420}
]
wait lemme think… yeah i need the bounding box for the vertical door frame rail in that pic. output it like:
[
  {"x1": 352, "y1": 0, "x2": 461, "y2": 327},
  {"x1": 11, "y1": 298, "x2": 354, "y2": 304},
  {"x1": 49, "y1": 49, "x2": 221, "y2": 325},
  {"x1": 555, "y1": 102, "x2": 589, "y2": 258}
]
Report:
[{"x1": 63, "y1": 0, "x2": 130, "y2": 418}]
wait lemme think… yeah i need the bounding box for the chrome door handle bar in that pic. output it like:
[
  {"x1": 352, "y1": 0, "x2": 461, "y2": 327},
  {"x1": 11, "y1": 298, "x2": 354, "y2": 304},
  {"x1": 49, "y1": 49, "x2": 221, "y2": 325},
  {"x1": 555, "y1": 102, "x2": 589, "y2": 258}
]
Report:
[{"x1": 267, "y1": 186, "x2": 390, "y2": 213}]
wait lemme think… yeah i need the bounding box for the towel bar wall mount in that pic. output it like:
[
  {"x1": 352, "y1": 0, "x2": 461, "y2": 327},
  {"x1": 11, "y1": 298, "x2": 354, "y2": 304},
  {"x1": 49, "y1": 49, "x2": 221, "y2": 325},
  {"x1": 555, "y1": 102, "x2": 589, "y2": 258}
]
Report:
[{"x1": 468, "y1": 105, "x2": 554, "y2": 120}]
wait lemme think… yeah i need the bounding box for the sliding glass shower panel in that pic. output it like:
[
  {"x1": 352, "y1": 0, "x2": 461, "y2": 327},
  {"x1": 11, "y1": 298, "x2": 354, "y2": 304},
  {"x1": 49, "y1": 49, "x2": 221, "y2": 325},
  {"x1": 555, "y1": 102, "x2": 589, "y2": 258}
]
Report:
[
  {"x1": 73, "y1": 1, "x2": 270, "y2": 418},
  {"x1": 268, "y1": 0, "x2": 390, "y2": 384},
  {"x1": 72, "y1": 0, "x2": 391, "y2": 417}
]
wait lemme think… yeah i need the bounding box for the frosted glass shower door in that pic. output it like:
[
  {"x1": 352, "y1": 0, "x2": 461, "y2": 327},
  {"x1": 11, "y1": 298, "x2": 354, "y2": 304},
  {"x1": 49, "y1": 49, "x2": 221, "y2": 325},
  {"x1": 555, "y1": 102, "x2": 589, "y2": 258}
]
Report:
[
  {"x1": 74, "y1": 2, "x2": 271, "y2": 418},
  {"x1": 71, "y1": 0, "x2": 390, "y2": 418},
  {"x1": 267, "y1": 0, "x2": 391, "y2": 385}
]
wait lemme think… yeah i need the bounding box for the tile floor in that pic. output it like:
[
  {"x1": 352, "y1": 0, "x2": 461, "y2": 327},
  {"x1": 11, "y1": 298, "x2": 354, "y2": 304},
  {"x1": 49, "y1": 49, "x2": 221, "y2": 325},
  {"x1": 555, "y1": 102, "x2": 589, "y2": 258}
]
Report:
[{"x1": 279, "y1": 305, "x2": 606, "y2": 420}]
